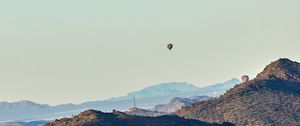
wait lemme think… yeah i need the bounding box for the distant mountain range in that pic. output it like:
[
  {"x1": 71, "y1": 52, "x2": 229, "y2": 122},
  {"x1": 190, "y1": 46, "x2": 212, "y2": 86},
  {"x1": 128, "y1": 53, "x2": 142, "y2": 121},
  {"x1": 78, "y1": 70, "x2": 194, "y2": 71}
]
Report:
[
  {"x1": 109, "y1": 82, "x2": 200, "y2": 100},
  {"x1": 0, "y1": 78, "x2": 239, "y2": 122},
  {"x1": 0, "y1": 120, "x2": 47, "y2": 126},
  {"x1": 0, "y1": 100, "x2": 49, "y2": 112},
  {"x1": 125, "y1": 108, "x2": 166, "y2": 117},
  {"x1": 176, "y1": 58, "x2": 300, "y2": 126}
]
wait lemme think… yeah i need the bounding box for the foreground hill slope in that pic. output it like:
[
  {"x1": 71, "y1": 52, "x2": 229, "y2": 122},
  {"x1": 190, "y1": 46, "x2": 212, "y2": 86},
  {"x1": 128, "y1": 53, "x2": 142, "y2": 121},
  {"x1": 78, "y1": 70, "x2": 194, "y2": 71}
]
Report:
[
  {"x1": 45, "y1": 109, "x2": 233, "y2": 126},
  {"x1": 176, "y1": 58, "x2": 300, "y2": 126}
]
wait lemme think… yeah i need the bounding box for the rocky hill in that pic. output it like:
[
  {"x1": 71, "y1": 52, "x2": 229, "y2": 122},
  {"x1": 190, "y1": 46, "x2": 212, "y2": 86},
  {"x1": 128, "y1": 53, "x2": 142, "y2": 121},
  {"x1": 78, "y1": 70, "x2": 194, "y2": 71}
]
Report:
[
  {"x1": 154, "y1": 95, "x2": 213, "y2": 113},
  {"x1": 176, "y1": 58, "x2": 300, "y2": 126},
  {"x1": 45, "y1": 109, "x2": 233, "y2": 126}
]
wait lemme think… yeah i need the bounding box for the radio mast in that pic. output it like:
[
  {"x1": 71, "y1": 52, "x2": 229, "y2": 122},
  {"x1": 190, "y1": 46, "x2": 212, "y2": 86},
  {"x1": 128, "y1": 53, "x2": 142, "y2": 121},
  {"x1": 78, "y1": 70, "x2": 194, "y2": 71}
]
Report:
[{"x1": 133, "y1": 95, "x2": 136, "y2": 108}]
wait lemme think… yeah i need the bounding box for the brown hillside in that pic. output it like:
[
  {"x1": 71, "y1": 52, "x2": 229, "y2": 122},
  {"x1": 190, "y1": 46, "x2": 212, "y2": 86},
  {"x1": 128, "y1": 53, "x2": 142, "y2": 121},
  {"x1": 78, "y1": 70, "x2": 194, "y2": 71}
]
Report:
[{"x1": 45, "y1": 109, "x2": 234, "y2": 126}]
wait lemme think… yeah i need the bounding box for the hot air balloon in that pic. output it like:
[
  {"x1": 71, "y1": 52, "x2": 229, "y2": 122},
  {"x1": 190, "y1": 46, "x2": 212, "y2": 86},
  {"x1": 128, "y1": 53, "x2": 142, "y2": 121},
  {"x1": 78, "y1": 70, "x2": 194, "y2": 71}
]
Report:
[
  {"x1": 167, "y1": 44, "x2": 173, "y2": 50},
  {"x1": 241, "y1": 75, "x2": 249, "y2": 83}
]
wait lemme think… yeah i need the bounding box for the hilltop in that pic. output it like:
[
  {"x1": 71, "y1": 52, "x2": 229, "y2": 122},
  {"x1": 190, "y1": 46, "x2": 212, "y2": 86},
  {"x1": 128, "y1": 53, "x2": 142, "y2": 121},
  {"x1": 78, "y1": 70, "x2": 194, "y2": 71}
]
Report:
[{"x1": 45, "y1": 109, "x2": 234, "y2": 126}]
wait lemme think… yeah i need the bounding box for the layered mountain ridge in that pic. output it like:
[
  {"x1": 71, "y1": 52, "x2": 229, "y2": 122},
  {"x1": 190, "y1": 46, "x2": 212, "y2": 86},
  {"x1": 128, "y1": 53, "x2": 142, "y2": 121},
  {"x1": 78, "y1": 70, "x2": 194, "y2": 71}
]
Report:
[{"x1": 0, "y1": 79, "x2": 239, "y2": 122}]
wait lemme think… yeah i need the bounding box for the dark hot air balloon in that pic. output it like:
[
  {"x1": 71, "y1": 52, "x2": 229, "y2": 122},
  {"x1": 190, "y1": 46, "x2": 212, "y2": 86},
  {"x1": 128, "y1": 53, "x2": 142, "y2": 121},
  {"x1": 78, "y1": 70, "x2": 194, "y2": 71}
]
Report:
[
  {"x1": 241, "y1": 75, "x2": 249, "y2": 83},
  {"x1": 167, "y1": 44, "x2": 173, "y2": 50}
]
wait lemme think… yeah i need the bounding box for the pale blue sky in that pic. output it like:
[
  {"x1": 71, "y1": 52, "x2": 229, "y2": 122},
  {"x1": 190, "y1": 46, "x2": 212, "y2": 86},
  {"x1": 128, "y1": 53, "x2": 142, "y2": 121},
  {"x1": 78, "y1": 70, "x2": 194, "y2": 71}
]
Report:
[{"x1": 0, "y1": 0, "x2": 300, "y2": 105}]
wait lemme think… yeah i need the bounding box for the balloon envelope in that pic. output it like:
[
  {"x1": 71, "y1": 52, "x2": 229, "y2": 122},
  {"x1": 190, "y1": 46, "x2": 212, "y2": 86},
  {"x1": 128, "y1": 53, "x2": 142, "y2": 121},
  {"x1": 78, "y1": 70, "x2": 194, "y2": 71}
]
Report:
[
  {"x1": 167, "y1": 44, "x2": 173, "y2": 50},
  {"x1": 241, "y1": 75, "x2": 249, "y2": 83}
]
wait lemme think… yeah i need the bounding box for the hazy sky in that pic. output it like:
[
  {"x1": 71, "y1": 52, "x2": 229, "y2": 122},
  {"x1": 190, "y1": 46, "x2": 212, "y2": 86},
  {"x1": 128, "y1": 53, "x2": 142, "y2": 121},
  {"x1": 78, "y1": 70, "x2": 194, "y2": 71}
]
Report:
[{"x1": 0, "y1": 0, "x2": 300, "y2": 105}]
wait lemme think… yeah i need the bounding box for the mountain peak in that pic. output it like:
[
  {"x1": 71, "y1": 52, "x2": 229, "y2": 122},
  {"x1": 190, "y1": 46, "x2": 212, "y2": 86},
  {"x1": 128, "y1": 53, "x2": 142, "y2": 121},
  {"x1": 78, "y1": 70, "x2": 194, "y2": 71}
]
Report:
[
  {"x1": 256, "y1": 58, "x2": 300, "y2": 82},
  {"x1": 0, "y1": 100, "x2": 50, "y2": 111},
  {"x1": 111, "y1": 82, "x2": 199, "y2": 100}
]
